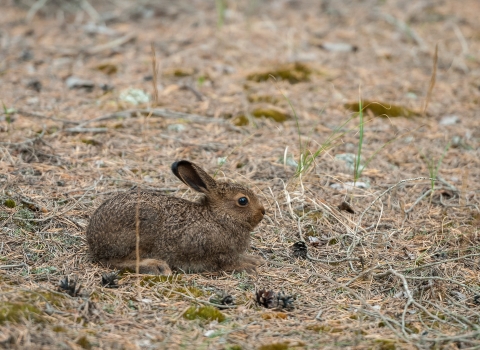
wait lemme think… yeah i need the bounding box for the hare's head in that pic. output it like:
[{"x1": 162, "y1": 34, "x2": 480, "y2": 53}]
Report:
[{"x1": 171, "y1": 160, "x2": 265, "y2": 229}]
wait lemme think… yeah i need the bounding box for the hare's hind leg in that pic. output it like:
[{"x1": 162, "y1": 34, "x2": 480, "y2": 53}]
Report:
[
  {"x1": 103, "y1": 258, "x2": 172, "y2": 275},
  {"x1": 224, "y1": 255, "x2": 264, "y2": 273}
]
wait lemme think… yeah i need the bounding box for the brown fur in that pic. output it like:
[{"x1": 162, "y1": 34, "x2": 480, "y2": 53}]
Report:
[{"x1": 86, "y1": 160, "x2": 265, "y2": 274}]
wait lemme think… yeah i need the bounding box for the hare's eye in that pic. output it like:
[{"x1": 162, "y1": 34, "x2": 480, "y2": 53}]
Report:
[{"x1": 237, "y1": 197, "x2": 249, "y2": 206}]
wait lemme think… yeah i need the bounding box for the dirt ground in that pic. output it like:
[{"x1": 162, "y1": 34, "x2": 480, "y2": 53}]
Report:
[{"x1": 1, "y1": 0, "x2": 480, "y2": 349}]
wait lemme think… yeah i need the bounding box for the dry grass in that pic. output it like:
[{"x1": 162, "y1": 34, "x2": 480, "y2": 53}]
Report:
[{"x1": 1, "y1": 0, "x2": 480, "y2": 349}]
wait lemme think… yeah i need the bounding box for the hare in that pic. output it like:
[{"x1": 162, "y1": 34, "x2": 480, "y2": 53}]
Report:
[{"x1": 86, "y1": 160, "x2": 266, "y2": 275}]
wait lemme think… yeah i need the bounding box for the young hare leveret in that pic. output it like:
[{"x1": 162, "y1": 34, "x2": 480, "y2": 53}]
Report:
[{"x1": 86, "y1": 160, "x2": 266, "y2": 275}]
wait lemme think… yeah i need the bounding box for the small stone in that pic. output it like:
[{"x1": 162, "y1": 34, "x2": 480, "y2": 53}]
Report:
[
  {"x1": 66, "y1": 76, "x2": 95, "y2": 90},
  {"x1": 95, "y1": 160, "x2": 105, "y2": 168},
  {"x1": 320, "y1": 42, "x2": 358, "y2": 52},
  {"x1": 204, "y1": 330, "x2": 215, "y2": 337},
  {"x1": 119, "y1": 88, "x2": 150, "y2": 105},
  {"x1": 167, "y1": 124, "x2": 186, "y2": 132},
  {"x1": 335, "y1": 153, "x2": 356, "y2": 171},
  {"x1": 439, "y1": 115, "x2": 459, "y2": 126}
]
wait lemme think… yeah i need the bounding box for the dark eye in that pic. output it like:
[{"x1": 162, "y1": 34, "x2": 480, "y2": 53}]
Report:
[{"x1": 238, "y1": 197, "x2": 249, "y2": 206}]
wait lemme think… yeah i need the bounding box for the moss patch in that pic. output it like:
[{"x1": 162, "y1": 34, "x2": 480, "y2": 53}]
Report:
[
  {"x1": 344, "y1": 101, "x2": 418, "y2": 118},
  {"x1": 258, "y1": 342, "x2": 290, "y2": 350},
  {"x1": 140, "y1": 274, "x2": 183, "y2": 287},
  {"x1": 248, "y1": 94, "x2": 280, "y2": 104},
  {"x1": 4, "y1": 198, "x2": 16, "y2": 208},
  {"x1": 183, "y1": 305, "x2": 226, "y2": 322},
  {"x1": 0, "y1": 302, "x2": 43, "y2": 324},
  {"x1": 232, "y1": 108, "x2": 291, "y2": 126},
  {"x1": 76, "y1": 336, "x2": 92, "y2": 349},
  {"x1": 247, "y1": 62, "x2": 312, "y2": 84},
  {"x1": 374, "y1": 339, "x2": 396, "y2": 350}
]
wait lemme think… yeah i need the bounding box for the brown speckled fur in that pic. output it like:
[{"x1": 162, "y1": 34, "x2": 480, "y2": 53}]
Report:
[{"x1": 86, "y1": 160, "x2": 265, "y2": 275}]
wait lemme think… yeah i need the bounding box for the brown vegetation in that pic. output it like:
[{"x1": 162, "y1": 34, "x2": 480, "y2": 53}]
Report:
[{"x1": 1, "y1": 0, "x2": 480, "y2": 349}]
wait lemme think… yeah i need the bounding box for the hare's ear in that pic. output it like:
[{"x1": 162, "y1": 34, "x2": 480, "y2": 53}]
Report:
[{"x1": 171, "y1": 160, "x2": 217, "y2": 193}]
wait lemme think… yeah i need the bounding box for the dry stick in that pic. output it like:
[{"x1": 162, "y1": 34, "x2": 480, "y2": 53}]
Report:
[
  {"x1": 0, "y1": 126, "x2": 46, "y2": 147},
  {"x1": 387, "y1": 269, "x2": 448, "y2": 330},
  {"x1": 151, "y1": 43, "x2": 159, "y2": 107},
  {"x1": 296, "y1": 218, "x2": 359, "y2": 264},
  {"x1": 15, "y1": 109, "x2": 78, "y2": 125},
  {"x1": 423, "y1": 44, "x2": 438, "y2": 116},
  {"x1": 347, "y1": 177, "x2": 435, "y2": 272},
  {"x1": 393, "y1": 252, "x2": 480, "y2": 273},
  {"x1": 397, "y1": 275, "x2": 480, "y2": 296},
  {"x1": 86, "y1": 33, "x2": 136, "y2": 55},
  {"x1": 401, "y1": 188, "x2": 432, "y2": 226},
  {"x1": 14, "y1": 185, "x2": 93, "y2": 223},
  {"x1": 155, "y1": 290, "x2": 237, "y2": 309},
  {"x1": 26, "y1": 0, "x2": 49, "y2": 22},
  {"x1": 71, "y1": 109, "x2": 242, "y2": 132},
  {"x1": 79, "y1": 0, "x2": 100, "y2": 22},
  {"x1": 382, "y1": 13, "x2": 427, "y2": 50},
  {"x1": 0, "y1": 263, "x2": 28, "y2": 270},
  {"x1": 66, "y1": 127, "x2": 107, "y2": 133},
  {"x1": 428, "y1": 298, "x2": 479, "y2": 330},
  {"x1": 268, "y1": 260, "x2": 410, "y2": 343},
  {"x1": 135, "y1": 187, "x2": 141, "y2": 275},
  {"x1": 354, "y1": 177, "x2": 433, "y2": 236}
]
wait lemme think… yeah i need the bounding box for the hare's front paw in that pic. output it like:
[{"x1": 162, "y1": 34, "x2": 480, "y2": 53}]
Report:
[
  {"x1": 107, "y1": 258, "x2": 172, "y2": 275},
  {"x1": 139, "y1": 259, "x2": 172, "y2": 275},
  {"x1": 241, "y1": 254, "x2": 265, "y2": 266},
  {"x1": 228, "y1": 255, "x2": 264, "y2": 273}
]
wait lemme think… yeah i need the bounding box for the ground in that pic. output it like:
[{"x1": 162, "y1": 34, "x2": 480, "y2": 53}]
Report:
[{"x1": 1, "y1": 0, "x2": 480, "y2": 349}]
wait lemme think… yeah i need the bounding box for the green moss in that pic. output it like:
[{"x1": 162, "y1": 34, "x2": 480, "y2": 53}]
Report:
[
  {"x1": 258, "y1": 342, "x2": 290, "y2": 350},
  {"x1": 4, "y1": 198, "x2": 16, "y2": 208},
  {"x1": 306, "y1": 324, "x2": 330, "y2": 332},
  {"x1": 328, "y1": 238, "x2": 338, "y2": 245},
  {"x1": 225, "y1": 346, "x2": 242, "y2": 350},
  {"x1": 164, "y1": 67, "x2": 196, "y2": 77},
  {"x1": 76, "y1": 336, "x2": 92, "y2": 349},
  {"x1": 247, "y1": 62, "x2": 312, "y2": 84},
  {"x1": 247, "y1": 94, "x2": 280, "y2": 104},
  {"x1": 0, "y1": 302, "x2": 43, "y2": 324},
  {"x1": 173, "y1": 286, "x2": 204, "y2": 297},
  {"x1": 183, "y1": 305, "x2": 226, "y2": 322},
  {"x1": 231, "y1": 115, "x2": 249, "y2": 126},
  {"x1": 52, "y1": 326, "x2": 67, "y2": 333},
  {"x1": 81, "y1": 139, "x2": 101, "y2": 146},
  {"x1": 306, "y1": 211, "x2": 323, "y2": 221},
  {"x1": 374, "y1": 339, "x2": 396, "y2": 350},
  {"x1": 232, "y1": 108, "x2": 290, "y2": 126},
  {"x1": 140, "y1": 274, "x2": 183, "y2": 287},
  {"x1": 344, "y1": 101, "x2": 418, "y2": 118},
  {"x1": 96, "y1": 63, "x2": 118, "y2": 75},
  {"x1": 251, "y1": 108, "x2": 290, "y2": 123},
  {"x1": 36, "y1": 291, "x2": 67, "y2": 307}
]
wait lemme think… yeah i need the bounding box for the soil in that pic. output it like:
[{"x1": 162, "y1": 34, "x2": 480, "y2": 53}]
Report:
[{"x1": 1, "y1": 0, "x2": 480, "y2": 349}]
